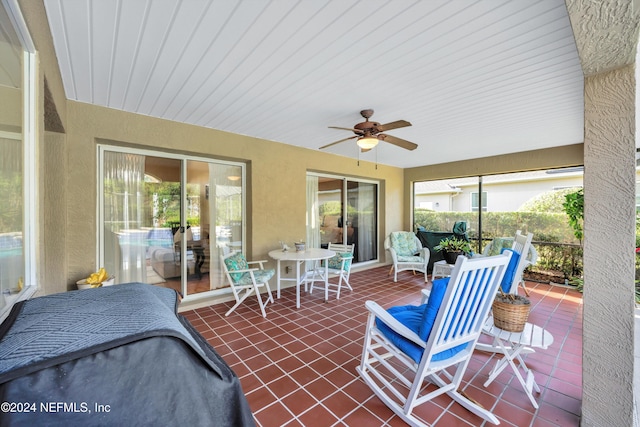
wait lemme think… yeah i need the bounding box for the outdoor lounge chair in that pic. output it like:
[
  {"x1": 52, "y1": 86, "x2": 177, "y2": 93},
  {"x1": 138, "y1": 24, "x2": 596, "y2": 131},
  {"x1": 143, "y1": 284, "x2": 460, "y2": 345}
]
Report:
[{"x1": 385, "y1": 231, "x2": 429, "y2": 282}]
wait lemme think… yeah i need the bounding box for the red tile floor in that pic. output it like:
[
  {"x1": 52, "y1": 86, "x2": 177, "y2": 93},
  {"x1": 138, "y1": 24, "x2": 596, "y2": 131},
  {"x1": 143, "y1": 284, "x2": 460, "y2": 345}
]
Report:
[{"x1": 182, "y1": 266, "x2": 583, "y2": 426}]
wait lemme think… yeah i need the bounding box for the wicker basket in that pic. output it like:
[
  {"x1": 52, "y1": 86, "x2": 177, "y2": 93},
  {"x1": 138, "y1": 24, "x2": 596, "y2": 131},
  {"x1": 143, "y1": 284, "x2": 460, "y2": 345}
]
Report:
[{"x1": 492, "y1": 294, "x2": 531, "y2": 332}]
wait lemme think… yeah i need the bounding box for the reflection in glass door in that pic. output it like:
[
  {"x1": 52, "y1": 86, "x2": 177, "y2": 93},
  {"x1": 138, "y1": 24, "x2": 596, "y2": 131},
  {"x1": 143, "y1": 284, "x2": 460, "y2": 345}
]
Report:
[
  {"x1": 347, "y1": 181, "x2": 377, "y2": 262},
  {"x1": 185, "y1": 160, "x2": 243, "y2": 295},
  {"x1": 307, "y1": 174, "x2": 378, "y2": 264},
  {"x1": 100, "y1": 148, "x2": 244, "y2": 300}
]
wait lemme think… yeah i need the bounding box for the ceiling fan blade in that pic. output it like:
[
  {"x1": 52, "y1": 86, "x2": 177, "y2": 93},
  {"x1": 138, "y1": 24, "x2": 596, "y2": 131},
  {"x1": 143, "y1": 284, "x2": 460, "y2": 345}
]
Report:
[
  {"x1": 377, "y1": 120, "x2": 411, "y2": 132},
  {"x1": 328, "y1": 126, "x2": 361, "y2": 133},
  {"x1": 319, "y1": 135, "x2": 357, "y2": 150},
  {"x1": 379, "y1": 134, "x2": 418, "y2": 150}
]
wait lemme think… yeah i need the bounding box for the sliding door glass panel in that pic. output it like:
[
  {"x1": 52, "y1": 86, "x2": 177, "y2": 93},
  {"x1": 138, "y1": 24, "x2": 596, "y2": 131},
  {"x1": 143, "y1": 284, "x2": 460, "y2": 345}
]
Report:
[
  {"x1": 317, "y1": 178, "x2": 344, "y2": 247},
  {"x1": 308, "y1": 174, "x2": 378, "y2": 264},
  {"x1": 348, "y1": 181, "x2": 377, "y2": 262},
  {"x1": 0, "y1": 136, "x2": 23, "y2": 307},
  {"x1": 0, "y1": 2, "x2": 28, "y2": 312},
  {"x1": 103, "y1": 153, "x2": 183, "y2": 290},
  {"x1": 102, "y1": 149, "x2": 245, "y2": 299},
  {"x1": 185, "y1": 161, "x2": 243, "y2": 294}
]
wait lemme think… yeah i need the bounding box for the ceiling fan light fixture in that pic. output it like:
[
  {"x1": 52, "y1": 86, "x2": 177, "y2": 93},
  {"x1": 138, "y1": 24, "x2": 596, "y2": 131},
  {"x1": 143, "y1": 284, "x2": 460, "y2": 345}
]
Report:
[{"x1": 357, "y1": 136, "x2": 378, "y2": 149}]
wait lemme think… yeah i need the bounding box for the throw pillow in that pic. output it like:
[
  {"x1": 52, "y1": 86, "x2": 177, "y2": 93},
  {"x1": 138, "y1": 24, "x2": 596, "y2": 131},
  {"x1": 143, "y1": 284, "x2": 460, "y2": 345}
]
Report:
[{"x1": 499, "y1": 248, "x2": 520, "y2": 293}]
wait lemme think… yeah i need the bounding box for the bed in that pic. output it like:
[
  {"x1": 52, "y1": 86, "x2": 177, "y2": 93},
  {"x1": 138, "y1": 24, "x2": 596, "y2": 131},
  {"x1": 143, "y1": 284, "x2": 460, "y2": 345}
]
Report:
[{"x1": 0, "y1": 283, "x2": 255, "y2": 426}]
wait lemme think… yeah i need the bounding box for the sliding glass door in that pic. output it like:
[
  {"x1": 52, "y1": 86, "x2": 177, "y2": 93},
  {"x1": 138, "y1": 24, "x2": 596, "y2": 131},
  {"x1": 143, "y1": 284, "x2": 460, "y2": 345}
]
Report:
[
  {"x1": 307, "y1": 174, "x2": 378, "y2": 264},
  {"x1": 99, "y1": 147, "x2": 244, "y2": 300}
]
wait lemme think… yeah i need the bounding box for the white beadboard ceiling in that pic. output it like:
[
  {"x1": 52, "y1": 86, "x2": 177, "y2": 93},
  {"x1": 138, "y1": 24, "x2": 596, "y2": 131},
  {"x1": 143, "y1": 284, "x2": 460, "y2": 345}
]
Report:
[{"x1": 43, "y1": 0, "x2": 584, "y2": 168}]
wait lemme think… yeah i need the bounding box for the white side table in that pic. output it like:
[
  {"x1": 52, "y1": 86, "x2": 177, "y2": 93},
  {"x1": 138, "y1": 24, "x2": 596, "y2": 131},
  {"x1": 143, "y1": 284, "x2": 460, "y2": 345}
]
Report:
[
  {"x1": 432, "y1": 260, "x2": 454, "y2": 280},
  {"x1": 482, "y1": 317, "x2": 554, "y2": 408}
]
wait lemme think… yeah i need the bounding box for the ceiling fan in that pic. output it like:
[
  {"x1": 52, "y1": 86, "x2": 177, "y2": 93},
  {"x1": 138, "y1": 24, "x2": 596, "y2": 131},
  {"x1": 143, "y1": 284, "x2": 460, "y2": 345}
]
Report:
[{"x1": 321, "y1": 109, "x2": 417, "y2": 152}]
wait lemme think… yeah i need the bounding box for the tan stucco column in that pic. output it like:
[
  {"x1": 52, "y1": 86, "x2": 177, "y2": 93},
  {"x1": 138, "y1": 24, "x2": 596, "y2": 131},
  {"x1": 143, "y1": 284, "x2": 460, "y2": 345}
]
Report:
[
  {"x1": 565, "y1": 2, "x2": 639, "y2": 424},
  {"x1": 583, "y1": 64, "x2": 637, "y2": 426}
]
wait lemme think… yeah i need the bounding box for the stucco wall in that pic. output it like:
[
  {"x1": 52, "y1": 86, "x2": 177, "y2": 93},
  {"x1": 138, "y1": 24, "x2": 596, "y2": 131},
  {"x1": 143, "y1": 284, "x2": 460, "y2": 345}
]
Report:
[
  {"x1": 63, "y1": 101, "x2": 405, "y2": 290},
  {"x1": 582, "y1": 64, "x2": 637, "y2": 427}
]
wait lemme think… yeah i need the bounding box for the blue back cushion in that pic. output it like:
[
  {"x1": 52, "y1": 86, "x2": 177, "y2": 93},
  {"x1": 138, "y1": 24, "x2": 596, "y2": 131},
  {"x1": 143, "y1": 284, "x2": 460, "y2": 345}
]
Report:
[
  {"x1": 500, "y1": 248, "x2": 520, "y2": 293},
  {"x1": 375, "y1": 277, "x2": 467, "y2": 363}
]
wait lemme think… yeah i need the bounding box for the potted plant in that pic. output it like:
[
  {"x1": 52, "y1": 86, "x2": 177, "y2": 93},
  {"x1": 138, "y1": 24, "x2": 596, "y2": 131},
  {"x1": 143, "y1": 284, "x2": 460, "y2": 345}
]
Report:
[{"x1": 434, "y1": 236, "x2": 472, "y2": 264}]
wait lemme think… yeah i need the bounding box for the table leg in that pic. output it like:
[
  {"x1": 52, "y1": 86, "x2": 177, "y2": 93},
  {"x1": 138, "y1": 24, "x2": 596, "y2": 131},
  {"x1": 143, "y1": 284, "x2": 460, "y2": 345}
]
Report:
[
  {"x1": 276, "y1": 260, "x2": 281, "y2": 299},
  {"x1": 484, "y1": 338, "x2": 540, "y2": 408},
  {"x1": 324, "y1": 261, "x2": 329, "y2": 302},
  {"x1": 296, "y1": 261, "x2": 301, "y2": 309}
]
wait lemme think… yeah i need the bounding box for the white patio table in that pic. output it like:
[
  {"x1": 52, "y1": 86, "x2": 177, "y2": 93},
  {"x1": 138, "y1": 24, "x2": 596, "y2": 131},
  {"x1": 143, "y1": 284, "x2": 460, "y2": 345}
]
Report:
[{"x1": 268, "y1": 248, "x2": 336, "y2": 308}]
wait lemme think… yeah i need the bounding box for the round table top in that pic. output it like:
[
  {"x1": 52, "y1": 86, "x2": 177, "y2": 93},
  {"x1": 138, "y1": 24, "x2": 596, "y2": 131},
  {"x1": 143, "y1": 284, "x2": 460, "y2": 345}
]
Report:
[{"x1": 268, "y1": 247, "x2": 336, "y2": 261}]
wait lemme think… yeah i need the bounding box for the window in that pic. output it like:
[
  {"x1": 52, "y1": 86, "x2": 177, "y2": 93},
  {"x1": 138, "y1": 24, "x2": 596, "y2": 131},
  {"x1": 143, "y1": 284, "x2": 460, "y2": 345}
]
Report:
[
  {"x1": 413, "y1": 168, "x2": 584, "y2": 282},
  {"x1": 0, "y1": 1, "x2": 36, "y2": 319},
  {"x1": 471, "y1": 191, "x2": 488, "y2": 212}
]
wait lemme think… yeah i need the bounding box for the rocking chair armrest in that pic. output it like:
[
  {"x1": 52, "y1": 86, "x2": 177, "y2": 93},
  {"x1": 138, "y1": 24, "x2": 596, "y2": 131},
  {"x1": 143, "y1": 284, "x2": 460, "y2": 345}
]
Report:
[{"x1": 365, "y1": 301, "x2": 425, "y2": 348}]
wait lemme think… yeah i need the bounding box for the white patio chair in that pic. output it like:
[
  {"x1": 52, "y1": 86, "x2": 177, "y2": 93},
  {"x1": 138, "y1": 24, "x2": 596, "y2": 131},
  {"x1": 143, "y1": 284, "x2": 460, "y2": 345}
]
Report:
[
  {"x1": 308, "y1": 243, "x2": 355, "y2": 299},
  {"x1": 384, "y1": 231, "x2": 429, "y2": 282},
  {"x1": 221, "y1": 251, "x2": 274, "y2": 318},
  {"x1": 357, "y1": 252, "x2": 512, "y2": 426}
]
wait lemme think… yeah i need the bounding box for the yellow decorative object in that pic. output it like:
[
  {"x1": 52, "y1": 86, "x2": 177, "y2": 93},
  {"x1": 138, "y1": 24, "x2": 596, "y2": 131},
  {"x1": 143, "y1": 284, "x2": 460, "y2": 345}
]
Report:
[
  {"x1": 86, "y1": 268, "x2": 108, "y2": 286},
  {"x1": 77, "y1": 268, "x2": 114, "y2": 290},
  {"x1": 17, "y1": 277, "x2": 23, "y2": 291}
]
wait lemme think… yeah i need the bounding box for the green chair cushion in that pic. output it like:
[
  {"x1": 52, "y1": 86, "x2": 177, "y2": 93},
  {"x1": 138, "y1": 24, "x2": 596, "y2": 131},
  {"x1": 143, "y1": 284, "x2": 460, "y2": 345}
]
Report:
[{"x1": 224, "y1": 252, "x2": 248, "y2": 282}]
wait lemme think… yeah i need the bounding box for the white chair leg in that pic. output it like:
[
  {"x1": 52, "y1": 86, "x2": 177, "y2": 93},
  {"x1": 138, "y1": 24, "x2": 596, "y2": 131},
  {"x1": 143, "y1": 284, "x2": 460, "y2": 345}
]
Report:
[
  {"x1": 254, "y1": 285, "x2": 268, "y2": 318},
  {"x1": 225, "y1": 287, "x2": 254, "y2": 317},
  {"x1": 342, "y1": 272, "x2": 352, "y2": 291},
  {"x1": 264, "y1": 281, "x2": 274, "y2": 304},
  {"x1": 335, "y1": 275, "x2": 343, "y2": 300}
]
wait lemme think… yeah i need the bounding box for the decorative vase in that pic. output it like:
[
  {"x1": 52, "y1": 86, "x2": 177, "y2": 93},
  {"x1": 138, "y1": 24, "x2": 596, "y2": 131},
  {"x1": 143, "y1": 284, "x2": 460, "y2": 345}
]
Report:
[{"x1": 294, "y1": 242, "x2": 306, "y2": 252}]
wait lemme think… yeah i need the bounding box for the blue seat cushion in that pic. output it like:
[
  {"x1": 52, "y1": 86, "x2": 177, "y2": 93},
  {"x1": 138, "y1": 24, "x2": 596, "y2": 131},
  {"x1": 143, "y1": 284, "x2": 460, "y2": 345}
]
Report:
[
  {"x1": 375, "y1": 277, "x2": 467, "y2": 363},
  {"x1": 500, "y1": 248, "x2": 520, "y2": 293}
]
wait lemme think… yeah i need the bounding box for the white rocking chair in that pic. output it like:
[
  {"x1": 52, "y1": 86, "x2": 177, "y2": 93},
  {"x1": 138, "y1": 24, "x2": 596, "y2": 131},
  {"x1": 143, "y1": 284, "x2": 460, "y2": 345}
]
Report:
[{"x1": 357, "y1": 252, "x2": 512, "y2": 426}]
